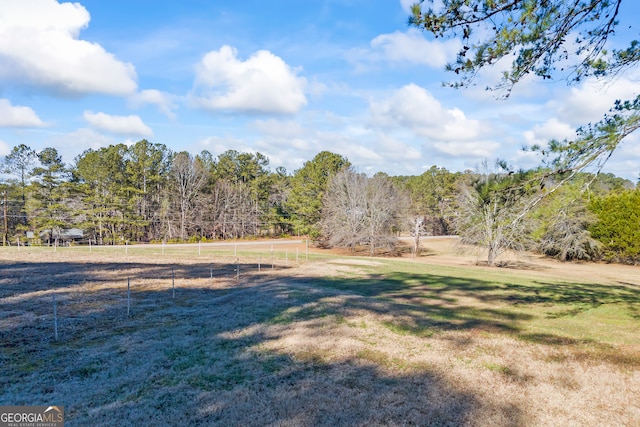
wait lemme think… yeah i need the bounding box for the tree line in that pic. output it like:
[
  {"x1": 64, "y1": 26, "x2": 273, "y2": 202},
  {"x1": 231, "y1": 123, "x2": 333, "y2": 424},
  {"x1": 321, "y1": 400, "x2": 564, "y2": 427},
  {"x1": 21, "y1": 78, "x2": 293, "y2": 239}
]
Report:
[{"x1": 1, "y1": 141, "x2": 638, "y2": 264}]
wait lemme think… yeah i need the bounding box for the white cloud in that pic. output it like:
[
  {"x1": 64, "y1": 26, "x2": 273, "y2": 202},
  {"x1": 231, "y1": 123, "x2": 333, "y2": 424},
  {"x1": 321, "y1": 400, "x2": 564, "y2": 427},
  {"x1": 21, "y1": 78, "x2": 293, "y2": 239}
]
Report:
[
  {"x1": 370, "y1": 83, "x2": 483, "y2": 141},
  {"x1": 372, "y1": 133, "x2": 422, "y2": 161},
  {"x1": 0, "y1": 99, "x2": 45, "y2": 127},
  {"x1": 399, "y1": 0, "x2": 416, "y2": 13},
  {"x1": 52, "y1": 128, "x2": 114, "y2": 152},
  {"x1": 369, "y1": 30, "x2": 460, "y2": 68},
  {"x1": 191, "y1": 45, "x2": 308, "y2": 114},
  {"x1": 239, "y1": 86, "x2": 497, "y2": 175},
  {"x1": 554, "y1": 77, "x2": 640, "y2": 126},
  {"x1": 605, "y1": 133, "x2": 640, "y2": 180},
  {"x1": 369, "y1": 84, "x2": 503, "y2": 162},
  {"x1": 46, "y1": 128, "x2": 120, "y2": 165},
  {"x1": 83, "y1": 111, "x2": 153, "y2": 137},
  {"x1": 0, "y1": 139, "x2": 9, "y2": 156},
  {"x1": 0, "y1": 0, "x2": 137, "y2": 96},
  {"x1": 252, "y1": 119, "x2": 306, "y2": 138},
  {"x1": 433, "y1": 140, "x2": 500, "y2": 158},
  {"x1": 347, "y1": 29, "x2": 460, "y2": 72},
  {"x1": 128, "y1": 89, "x2": 178, "y2": 119},
  {"x1": 196, "y1": 114, "x2": 425, "y2": 176},
  {"x1": 523, "y1": 118, "x2": 577, "y2": 147}
]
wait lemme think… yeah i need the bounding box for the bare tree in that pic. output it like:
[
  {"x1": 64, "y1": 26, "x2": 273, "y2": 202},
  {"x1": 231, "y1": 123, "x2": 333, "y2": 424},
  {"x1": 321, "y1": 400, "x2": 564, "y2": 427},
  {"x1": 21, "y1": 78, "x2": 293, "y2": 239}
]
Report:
[
  {"x1": 408, "y1": 216, "x2": 430, "y2": 258},
  {"x1": 208, "y1": 180, "x2": 260, "y2": 239},
  {"x1": 169, "y1": 152, "x2": 206, "y2": 240},
  {"x1": 537, "y1": 203, "x2": 601, "y2": 261},
  {"x1": 366, "y1": 173, "x2": 408, "y2": 254},
  {"x1": 455, "y1": 163, "x2": 536, "y2": 266},
  {"x1": 321, "y1": 170, "x2": 407, "y2": 255}
]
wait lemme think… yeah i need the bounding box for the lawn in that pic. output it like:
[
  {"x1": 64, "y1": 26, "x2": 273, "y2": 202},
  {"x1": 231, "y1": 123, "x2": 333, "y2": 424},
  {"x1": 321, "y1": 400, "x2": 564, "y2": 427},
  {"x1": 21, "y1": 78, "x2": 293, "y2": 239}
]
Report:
[{"x1": 1, "y1": 243, "x2": 638, "y2": 426}]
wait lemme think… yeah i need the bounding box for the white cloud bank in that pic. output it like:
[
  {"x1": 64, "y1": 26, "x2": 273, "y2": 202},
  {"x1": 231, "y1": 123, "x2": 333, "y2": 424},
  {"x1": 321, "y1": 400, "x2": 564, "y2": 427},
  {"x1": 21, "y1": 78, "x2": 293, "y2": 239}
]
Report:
[
  {"x1": 370, "y1": 84, "x2": 485, "y2": 140},
  {"x1": 554, "y1": 77, "x2": 640, "y2": 126},
  {"x1": 0, "y1": 99, "x2": 45, "y2": 127},
  {"x1": 370, "y1": 83, "x2": 499, "y2": 163},
  {"x1": 83, "y1": 111, "x2": 153, "y2": 137},
  {"x1": 191, "y1": 45, "x2": 308, "y2": 114},
  {"x1": 0, "y1": 0, "x2": 137, "y2": 96},
  {"x1": 369, "y1": 30, "x2": 461, "y2": 68},
  {"x1": 347, "y1": 29, "x2": 460, "y2": 72},
  {"x1": 129, "y1": 89, "x2": 178, "y2": 119}
]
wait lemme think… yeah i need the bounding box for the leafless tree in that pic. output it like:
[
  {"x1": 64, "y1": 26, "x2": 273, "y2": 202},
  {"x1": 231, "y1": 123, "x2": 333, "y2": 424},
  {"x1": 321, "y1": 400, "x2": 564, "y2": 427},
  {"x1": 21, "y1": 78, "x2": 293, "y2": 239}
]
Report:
[
  {"x1": 169, "y1": 152, "x2": 207, "y2": 240},
  {"x1": 408, "y1": 216, "x2": 430, "y2": 258},
  {"x1": 321, "y1": 170, "x2": 408, "y2": 255},
  {"x1": 195, "y1": 180, "x2": 261, "y2": 240},
  {"x1": 537, "y1": 203, "x2": 601, "y2": 261},
  {"x1": 455, "y1": 164, "x2": 536, "y2": 266}
]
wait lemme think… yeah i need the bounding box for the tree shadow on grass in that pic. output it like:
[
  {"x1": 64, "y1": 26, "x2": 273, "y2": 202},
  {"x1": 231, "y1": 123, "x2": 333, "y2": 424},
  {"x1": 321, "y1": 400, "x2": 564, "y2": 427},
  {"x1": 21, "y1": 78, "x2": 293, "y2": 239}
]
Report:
[
  {"x1": 303, "y1": 270, "x2": 640, "y2": 313},
  {"x1": 0, "y1": 267, "x2": 528, "y2": 426},
  {"x1": 1, "y1": 259, "x2": 637, "y2": 425},
  {"x1": 293, "y1": 270, "x2": 640, "y2": 356},
  {"x1": 0, "y1": 259, "x2": 288, "y2": 294}
]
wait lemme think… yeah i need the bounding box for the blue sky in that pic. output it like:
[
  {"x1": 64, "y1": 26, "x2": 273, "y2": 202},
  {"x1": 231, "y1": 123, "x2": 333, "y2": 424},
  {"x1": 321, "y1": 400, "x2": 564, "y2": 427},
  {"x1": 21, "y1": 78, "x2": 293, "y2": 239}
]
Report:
[{"x1": 1, "y1": 0, "x2": 639, "y2": 180}]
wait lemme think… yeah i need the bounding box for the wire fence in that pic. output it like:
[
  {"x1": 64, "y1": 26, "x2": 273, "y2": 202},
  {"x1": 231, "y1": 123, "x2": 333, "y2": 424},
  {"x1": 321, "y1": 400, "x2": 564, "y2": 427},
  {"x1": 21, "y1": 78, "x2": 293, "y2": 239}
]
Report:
[
  {"x1": 0, "y1": 243, "x2": 311, "y2": 343},
  {"x1": 0, "y1": 239, "x2": 312, "y2": 260}
]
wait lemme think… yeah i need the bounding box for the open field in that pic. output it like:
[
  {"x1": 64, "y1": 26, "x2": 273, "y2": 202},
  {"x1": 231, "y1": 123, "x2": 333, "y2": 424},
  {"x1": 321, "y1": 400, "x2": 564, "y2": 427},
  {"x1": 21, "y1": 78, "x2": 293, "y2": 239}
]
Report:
[{"x1": 1, "y1": 239, "x2": 639, "y2": 426}]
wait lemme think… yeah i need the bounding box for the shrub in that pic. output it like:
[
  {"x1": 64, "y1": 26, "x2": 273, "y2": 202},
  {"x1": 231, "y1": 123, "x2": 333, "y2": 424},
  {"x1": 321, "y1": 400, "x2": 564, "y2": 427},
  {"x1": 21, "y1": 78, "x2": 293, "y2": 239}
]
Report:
[{"x1": 589, "y1": 189, "x2": 640, "y2": 263}]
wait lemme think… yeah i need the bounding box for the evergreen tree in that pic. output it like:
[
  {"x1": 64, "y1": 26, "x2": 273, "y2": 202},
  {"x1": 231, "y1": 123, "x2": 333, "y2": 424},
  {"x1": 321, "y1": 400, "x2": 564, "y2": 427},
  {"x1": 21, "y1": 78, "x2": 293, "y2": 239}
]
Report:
[
  {"x1": 286, "y1": 151, "x2": 350, "y2": 237},
  {"x1": 589, "y1": 189, "x2": 640, "y2": 263},
  {"x1": 126, "y1": 140, "x2": 171, "y2": 240},
  {"x1": 31, "y1": 148, "x2": 70, "y2": 245}
]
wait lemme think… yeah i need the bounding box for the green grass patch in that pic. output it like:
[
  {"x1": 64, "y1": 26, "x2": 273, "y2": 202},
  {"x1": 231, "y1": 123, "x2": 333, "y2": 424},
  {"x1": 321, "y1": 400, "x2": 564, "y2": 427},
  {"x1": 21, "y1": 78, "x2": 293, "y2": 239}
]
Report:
[
  {"x1": 356, "y1": 348, "x2": 391, "y2": 366},
  {"x1": 306, "y1": 258, "x2": 640, "y2": 346},
  {"x1": 483, "y1": 362, "x2": 515, "y2": 377},
  {"x1": 267, "y1": 302, "x2": 334, "y2": 324},
  {"x1": 381, "y1": 320, "x2": 434, "y2": 338}
]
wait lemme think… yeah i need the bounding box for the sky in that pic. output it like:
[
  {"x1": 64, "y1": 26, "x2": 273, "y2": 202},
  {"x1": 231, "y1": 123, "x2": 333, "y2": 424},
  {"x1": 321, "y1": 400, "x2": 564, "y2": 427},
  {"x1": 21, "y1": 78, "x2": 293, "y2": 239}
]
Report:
[{"x1": 0, "y1": 0, "x2": 639, "y2": 180}]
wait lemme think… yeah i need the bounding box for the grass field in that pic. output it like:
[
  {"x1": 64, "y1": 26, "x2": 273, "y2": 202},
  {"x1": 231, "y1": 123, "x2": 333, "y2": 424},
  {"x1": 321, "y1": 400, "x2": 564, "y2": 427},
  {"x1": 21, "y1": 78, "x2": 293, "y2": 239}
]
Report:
[{"x1": 1, "y1": 241, "x2": 639, "y2": 426}]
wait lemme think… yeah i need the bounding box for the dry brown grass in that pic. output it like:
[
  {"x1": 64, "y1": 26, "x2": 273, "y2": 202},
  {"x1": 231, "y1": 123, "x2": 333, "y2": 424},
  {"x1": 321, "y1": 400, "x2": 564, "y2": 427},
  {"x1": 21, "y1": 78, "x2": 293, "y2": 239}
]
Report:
[{"x1": 1, "y1": 244, "x2": 639, "y2": 426}]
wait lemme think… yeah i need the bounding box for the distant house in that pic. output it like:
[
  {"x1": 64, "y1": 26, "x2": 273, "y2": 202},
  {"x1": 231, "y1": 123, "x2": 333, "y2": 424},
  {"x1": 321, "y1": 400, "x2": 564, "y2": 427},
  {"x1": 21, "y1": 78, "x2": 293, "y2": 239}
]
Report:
[{"x1": 39, "y1": 228, "x2": 84, "y2": 245}]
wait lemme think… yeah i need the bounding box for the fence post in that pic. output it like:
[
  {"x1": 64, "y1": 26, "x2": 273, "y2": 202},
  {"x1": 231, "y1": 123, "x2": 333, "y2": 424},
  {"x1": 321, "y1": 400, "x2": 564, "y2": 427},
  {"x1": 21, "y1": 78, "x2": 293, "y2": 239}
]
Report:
[{"x1": 53, "y1": 294, "x2": 58, "y2": 341}]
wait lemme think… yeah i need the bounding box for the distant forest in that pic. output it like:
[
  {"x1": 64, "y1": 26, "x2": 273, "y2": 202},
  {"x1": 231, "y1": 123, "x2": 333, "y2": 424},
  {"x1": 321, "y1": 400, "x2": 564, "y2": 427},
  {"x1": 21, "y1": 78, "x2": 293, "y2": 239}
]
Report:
[{"x1": 1, "y1": 140, "x2": 638, "y2": 263}]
